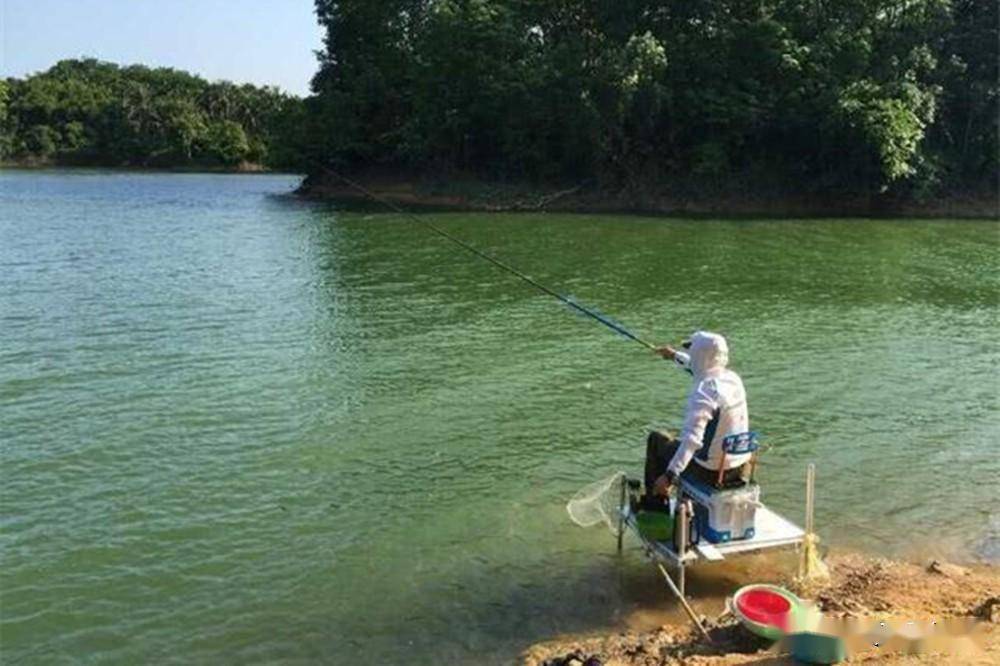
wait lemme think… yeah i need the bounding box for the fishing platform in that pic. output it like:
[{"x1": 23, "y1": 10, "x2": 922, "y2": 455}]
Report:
[{"x1": 612, "y1": 464, "x2": 816, "y2": 597}]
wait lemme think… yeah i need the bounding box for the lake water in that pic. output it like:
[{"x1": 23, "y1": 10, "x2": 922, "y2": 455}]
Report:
[{"x1": 2, "y1": 171, "x2": 997, "y2": 664}]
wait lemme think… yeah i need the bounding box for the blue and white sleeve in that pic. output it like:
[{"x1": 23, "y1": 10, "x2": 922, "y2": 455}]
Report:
[{"x1": 673, "y1": 351, "x2": 692, "y2": 374}]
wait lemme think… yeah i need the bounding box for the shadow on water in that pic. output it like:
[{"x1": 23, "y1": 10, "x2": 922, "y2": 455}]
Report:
[{"x1": 302, "y1": 540, "x2": 802, "y2": 664}]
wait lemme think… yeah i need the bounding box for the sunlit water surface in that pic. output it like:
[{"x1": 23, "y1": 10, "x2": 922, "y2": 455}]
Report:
[{"x1": 2, "y1": 171, "x2": 997, "y2": 663}]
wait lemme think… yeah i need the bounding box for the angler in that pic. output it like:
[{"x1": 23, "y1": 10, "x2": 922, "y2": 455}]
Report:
[{"x1": 644, "y1": 331, "x2": 751, "y2": 506}]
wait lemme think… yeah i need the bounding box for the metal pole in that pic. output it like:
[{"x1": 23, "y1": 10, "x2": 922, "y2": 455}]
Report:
[
  {"x1": 655, "y1": 563, "x2": 713, "y2": 644},
  {"x1": 805, "y1": 463, "x2": 815, "y2": 535},
  {"x1": 800, "y1": 462, "x2": 823, "y2": 580},
  {"x1": 632, "y1": 516, "x2": 712, "y2": 645},
  {"x1": 677, "y1": 500, "x2": 689, "y2": 597},
  {"x1": 617, "y1": 475, "x2": 626, "y2": 554}
]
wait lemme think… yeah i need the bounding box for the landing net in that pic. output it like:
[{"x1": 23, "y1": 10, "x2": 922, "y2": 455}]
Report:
[{"x1": 566, "y1": 471, "x2": 627, "y2": 534}]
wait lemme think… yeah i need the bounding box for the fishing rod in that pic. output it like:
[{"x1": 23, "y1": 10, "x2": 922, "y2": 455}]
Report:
[{"x1": 313, "y1": 164, "x2": 658, "y2": 351}]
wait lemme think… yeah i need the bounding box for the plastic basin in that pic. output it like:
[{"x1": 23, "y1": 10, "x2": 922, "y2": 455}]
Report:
[
  {"x1": 787, "y1": 631, "x2": 846, "y2": 664},
  {"x1": 737, "y1": 589, "x2": 792, "y2": 629},
  {"x1": 730, "y1": 584, "x2": 802, "y2": 641}
]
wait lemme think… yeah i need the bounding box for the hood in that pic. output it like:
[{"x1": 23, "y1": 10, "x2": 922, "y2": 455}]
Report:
[{"x1": 687, "y1": 330, "x2": 729, "y2": 377}]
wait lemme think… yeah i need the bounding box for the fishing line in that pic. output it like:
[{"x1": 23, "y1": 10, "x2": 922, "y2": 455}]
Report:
[{"x1": 314, "y1": 164, "x2": 657, "y2": 351}]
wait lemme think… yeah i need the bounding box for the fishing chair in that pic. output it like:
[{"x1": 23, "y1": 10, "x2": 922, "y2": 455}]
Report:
[
  {"x1": 672, "y1": 432, "x2": 762, "y2": 545},
  {"x1": 715, "y1": 431, "x2": 760, "y2": 488}
]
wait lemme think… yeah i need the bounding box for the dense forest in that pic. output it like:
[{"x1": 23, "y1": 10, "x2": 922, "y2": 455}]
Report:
[
  {"x1": 0, "y1": 59, "x2": 302, "y2": 169},
  {"x1": 3, "y1": 2, "x2": 996, "y2": 203},
  {"x1": 301, "y1": 0, "x2": 997, "y2": 199}
]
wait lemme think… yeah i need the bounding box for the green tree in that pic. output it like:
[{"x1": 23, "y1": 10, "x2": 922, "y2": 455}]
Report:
[
  {"x1": 157, "y1": 97, "x2": 207, "y2": 161},
  {"x1": 0, "y1": 79, "x2": 12, "y2": 157},
  {"x1": 25, "y1": 124, "x2": 59, "y2": 156},
  {"x1": 204, "y1": 120, "x2": 250, "y2": 165},
  {"x1": 836, "y1": 80, "x2": 936, "y2": 187},
  {"x1": 307, "y1": 0, "x2": 995, "y2": 199},
  {"x1": 3, "y1": 58, "x2": 299, "y2": 169}
]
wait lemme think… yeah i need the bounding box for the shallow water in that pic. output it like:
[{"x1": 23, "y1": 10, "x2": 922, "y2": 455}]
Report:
[{"x1": 1, "y1": 170, "x2": 997, "y2": 664}]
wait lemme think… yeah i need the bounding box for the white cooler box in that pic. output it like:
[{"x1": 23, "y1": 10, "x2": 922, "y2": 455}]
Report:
[{"x1": 679, "y1": 477, "x2": 760, "y2": 544}]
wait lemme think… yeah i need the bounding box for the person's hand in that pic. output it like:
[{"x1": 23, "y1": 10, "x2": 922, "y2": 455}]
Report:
[
  {"x1": 655, "y1": 345, "x2": 676, "y2": 360},
  {"x1": 652, "y1": 473, "x2": 674, "y2": 497}
]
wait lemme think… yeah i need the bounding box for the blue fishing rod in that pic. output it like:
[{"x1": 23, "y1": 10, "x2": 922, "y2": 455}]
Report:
[{"x1": 316, "y1": 165, "x2": 657, "y2": 351}]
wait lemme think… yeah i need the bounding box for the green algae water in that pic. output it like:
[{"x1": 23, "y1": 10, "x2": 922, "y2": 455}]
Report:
[{"x1": 2, "y1": 170, "x2": 998, "y2": 664}]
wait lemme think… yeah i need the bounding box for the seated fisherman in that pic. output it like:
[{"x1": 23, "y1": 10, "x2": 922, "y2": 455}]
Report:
[{"x1": 645, "y1": 331, "x2": 751, "y2": 505}]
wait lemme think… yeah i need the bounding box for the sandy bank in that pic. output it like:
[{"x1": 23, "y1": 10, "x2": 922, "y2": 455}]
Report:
[{"x1": 522, "y1": 553, "x2": 999, "y2": 665}]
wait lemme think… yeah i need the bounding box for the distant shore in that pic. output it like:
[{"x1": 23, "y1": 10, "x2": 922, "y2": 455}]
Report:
[
  {"x1": 5, "y1": 166, "x2": 995, "y2": 217},
  {"x1": 0, "y1": 160, "x2": 299, "y2": 175},
  {"x1": 297, "y1": 172, "x2": 999, "y2": 219}
]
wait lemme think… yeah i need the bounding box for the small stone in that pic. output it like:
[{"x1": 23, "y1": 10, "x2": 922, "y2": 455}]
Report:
[
  {"x1": 927, "y1": 559, "x2": 970, "y2": 577},
  {"x1": 566, "y1": 659, "x2": 583, "y2": 666},
  {"x1": 974, "y1": 596, "x2": 1000, "y2": 623}
]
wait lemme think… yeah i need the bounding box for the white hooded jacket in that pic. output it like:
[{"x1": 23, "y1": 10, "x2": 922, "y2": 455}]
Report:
[{"x1": 667, "y1": 331, "x2": 750, "y2": 475}]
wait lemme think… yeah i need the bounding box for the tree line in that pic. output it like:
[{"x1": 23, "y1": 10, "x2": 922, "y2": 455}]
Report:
[
  {"x1": 3, "y1": 2, "x2": 995, "y2": 200},
  {"x1": 1, "y1": 59, "x2": 303, "y2": 169},
  {"x1": 301, "y1": 0, "x2": 997, "y2": 197}
]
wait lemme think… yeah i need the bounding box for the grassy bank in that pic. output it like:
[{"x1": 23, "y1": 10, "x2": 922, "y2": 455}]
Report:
[{"x1": 297, "y1": 172, "x2": 999, "y2": 219}]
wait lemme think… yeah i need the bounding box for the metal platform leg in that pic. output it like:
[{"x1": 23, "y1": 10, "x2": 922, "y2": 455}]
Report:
[
  {"x1": 654, "y1": 562, "x2": 713, "y2": 644},
  {"x1": 677, "y1": 500, "x2": 688, "y2": 597},
  {"x1": 616, "y1": 475, "x2": 626, "y2": 554}
]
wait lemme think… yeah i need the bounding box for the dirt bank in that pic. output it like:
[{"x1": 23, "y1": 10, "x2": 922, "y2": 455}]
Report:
[
  {"x1": 522, "y1": 553, "x2": 999, "y2": 665},
  {"x1": 297, "y1": 172, "x2": 999, "y2": 219}
]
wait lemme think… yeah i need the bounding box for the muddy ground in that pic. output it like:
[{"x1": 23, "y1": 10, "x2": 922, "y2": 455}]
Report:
[{"x1": 522, "y1": 554, "x2": 999, "y2": 665}]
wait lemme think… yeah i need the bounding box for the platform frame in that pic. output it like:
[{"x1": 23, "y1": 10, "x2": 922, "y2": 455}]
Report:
[{"x1": 616, "y1": 474, "x2": 808, "y2": 598}]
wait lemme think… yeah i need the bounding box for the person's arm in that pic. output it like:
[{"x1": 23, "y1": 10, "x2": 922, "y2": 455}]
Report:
[
  {"x1": 655, "y1": 345, "x2": 692, "y2": 374},
  {"x1": 666, "y1": 385, "x2": 717, "y2": 476}
]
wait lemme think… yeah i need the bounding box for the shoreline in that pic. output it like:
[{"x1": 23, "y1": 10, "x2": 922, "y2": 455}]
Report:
[
  {"x1": 523, "y1": 551, "x2": 999, "y2": 665},
  {"x1": 4, "y1": 166, "x2": 996, "y2": 218},
  {"x1": 0, "y1": 161, "x2": 303, "y2": 175},
  {"x1": 297, "y1": 173, "x2": 1000, "y2": 220}
]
